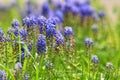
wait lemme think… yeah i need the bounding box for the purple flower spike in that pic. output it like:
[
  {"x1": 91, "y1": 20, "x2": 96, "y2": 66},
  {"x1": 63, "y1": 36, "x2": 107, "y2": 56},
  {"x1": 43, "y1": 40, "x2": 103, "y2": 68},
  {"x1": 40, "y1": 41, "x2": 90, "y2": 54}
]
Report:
[
  {"x1": 37, "y1": 34, "x2": 46, "y2": 54},
  {"x1": 11, "y1": 19, "x2": 20, "y2": 28},
  {"x1": 46, "y1": 23, "x2": 56, "y2": 38},
  {"x1": 22, "y1": 17, "x2": 31, "y2": 28},
  {"x1": 37, "y1": 16, "x2": 47, "y2": 33},
  {"x1": 20, "y1": 28, "x2": 28, "y2": 39},
  {"x1": 55, "y1": 31, "x2": 64, "y2": 45}
]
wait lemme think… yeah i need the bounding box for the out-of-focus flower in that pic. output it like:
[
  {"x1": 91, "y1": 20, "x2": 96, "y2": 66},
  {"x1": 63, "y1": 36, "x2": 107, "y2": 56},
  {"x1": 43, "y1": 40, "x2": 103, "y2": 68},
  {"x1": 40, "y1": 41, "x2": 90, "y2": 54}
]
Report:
[
  {"x1": 91, "y1": 55, "x2": 99, "y2": 63},
  {"x1": 54, "y1": 10, "x2": 64, "y2": 24},
  {"x1": 15, "y1": 62, "x2": 22, "y2": 71},
  {"x1": 26, "y1": 0, "x2": 32, "y2": 15},
  {"x1": 0, "y1": 70, "x2": 6, "y2": 80},
  {"x1": 98, "y1": 10, "x2": 105, "y2": 18},
  {"x1": 53, "y1": 2, "x2": 62, "y2": 10},
  {"x1": 71, "y1": 5, "x2": 79, "y2": 15},
  {"x1": 80, "y1": 5, "x2": 94, "y2": 17},
  {"x1": 24, "y1": 74, "x2": 30, "y2": 80},
  {"x1": 0, "y1": 28, "x2": 5, "y2": 42},
  {"x1": 41, "y1": 2, "x2": 50, "y2": 16},
  {"x1": 92, "y1": 24, "x2": 98, "y2": 32},
  {"x1": 45, "y1": 61, "x2": 53, "y2": 69},
  {"x1": 62, "y1": 3, "x2": 72, "y2": 14},
  {"x1": 64, "y1": 26, "x2": 74, "y2": 37},
  {"x1": 84, "y1": 38, "x2": 93, "y2": 48},
  {"x1": 37, "y1": 34, "x2": 46, "y2": 54}
]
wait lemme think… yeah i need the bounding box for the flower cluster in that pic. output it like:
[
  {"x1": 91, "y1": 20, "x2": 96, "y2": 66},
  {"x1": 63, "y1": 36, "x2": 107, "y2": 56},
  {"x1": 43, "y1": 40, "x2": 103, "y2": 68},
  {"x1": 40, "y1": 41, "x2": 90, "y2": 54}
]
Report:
[{"x1": 37, "y1": 34, "x2": 46, "y2": 54}]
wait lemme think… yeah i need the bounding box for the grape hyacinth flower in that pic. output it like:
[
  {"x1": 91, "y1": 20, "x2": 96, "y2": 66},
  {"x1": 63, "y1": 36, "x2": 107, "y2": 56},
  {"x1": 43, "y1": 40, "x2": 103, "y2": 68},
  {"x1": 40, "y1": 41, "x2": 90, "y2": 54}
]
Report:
[
  {"x1": 71, "y1": 5, "x2": 79, "y2": 15},
  {"x1": 47, "y1": 17, "x2": 57, "y2": 26},
  {"x1": 98, "y1": 10, "x2": 105, "y2": 18},
  {"x1": 11, "y1": 19, "x2": 20, "y2": 28},
  {"x1": 29, "y1": 15, "x2": 37, "y2": 26},
  {"x1": 55, "y1": 31, "x2": 64, "y2": 45},
  {"x1": 22, "y1": 17, "x2": 31, "y2": 28},
  {"x1": 0, "y1": 70, "x2": 6, "y2": 80},
  {"x1": 91, "y1": 55, "x2": 99, "y2": 63},
  {"x1": 23, "y1": 16, "x2": 37, "y2": 28},
  {"x1": 37, "y1": 34, "x2": 46, "y2": 54},
  {"x1": 11, "y1": 19, "x2": 20, "y2": 37},
  {"x1": 41, "y1": 2, "x2": 50, "y2": 17},
  {"x1": 54, "y1": 10, "x2": 64, "y2": 24},
  {"x1": 37, "y1": 16, "x2": 47, "y2": 34},
  {"x1": 26, "y1": 0, "x2": 32, "y2": 16},
  {"x1": 80, "y1": 5, "x2": 94, "y2": 17},
  {"x1": 64, "y1": 27, "x2": 74, "y2": 51},
  {"x1": 53, "y1": 2, "x2": 62, "y2": 10},
  {"x1": 64, "y1": 26, "x2": 74, "y2": 38},
  {"x1": 0, "y1": 28, "x2": 5, "y2": 42},
  {"x1": 62, "y1": 3, "x2": 71, "y2": 14},
  {"x1": 46, "y1": 23, "x2": 56, "y2": 38},
  {"x1": 19, "y1": 28, "x2": 28, "y2": 40},
  {"x1": 84, "y1": 38, "x2": 93, "y2": 48}
]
